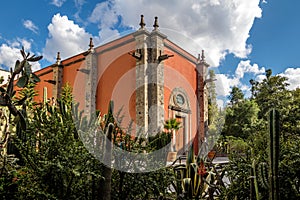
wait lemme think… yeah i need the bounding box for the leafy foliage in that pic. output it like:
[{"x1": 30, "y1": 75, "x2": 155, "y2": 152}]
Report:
[
  {"x1": 223, "y1": 100, "x2": 261, "y2": 139},
  {"x1": 111, "y1": 167, "x2": 175, "y2": 200},
  {"x1": 229, "y1": 86, "x2": 244, "y2": 105},
  {"x1": 222, "y1": 69, "x2": 300, "y2": 199},
  {"x1": 12, "y1": 96, "x2": 105, "y2": 199},
  {"x1": 0, "y1": 48, "x2": 42, "y2": 199}
]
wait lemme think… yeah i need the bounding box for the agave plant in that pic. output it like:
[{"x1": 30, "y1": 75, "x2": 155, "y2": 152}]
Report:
[{"x1": 172, "y1": 143, "x2": 217, "y2": 199}]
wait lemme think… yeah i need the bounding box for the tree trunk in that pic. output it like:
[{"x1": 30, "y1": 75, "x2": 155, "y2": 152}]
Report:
[{"x1": 99, "y1": 166, "x2": 112, "y2": 200}]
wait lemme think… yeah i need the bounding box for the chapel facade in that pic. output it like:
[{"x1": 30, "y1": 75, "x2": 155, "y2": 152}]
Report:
[{"x1": 32, "y1": 15, "x2": 209, "y2": 155}]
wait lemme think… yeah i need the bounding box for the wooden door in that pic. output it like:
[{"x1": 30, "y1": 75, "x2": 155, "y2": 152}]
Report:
[{"x1": 175, "y1": 116, "x2": 185, "y2": 153}]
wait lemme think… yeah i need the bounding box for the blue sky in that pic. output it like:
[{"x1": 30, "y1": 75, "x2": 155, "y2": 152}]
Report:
[{"x1": 0, "y1": 0, "x2": 299, "y2": 106}]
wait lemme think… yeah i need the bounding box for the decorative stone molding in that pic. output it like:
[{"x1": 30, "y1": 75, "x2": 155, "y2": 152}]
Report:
[{"x1": 168, "y1": 87, "x2": 191, "y2": 153}]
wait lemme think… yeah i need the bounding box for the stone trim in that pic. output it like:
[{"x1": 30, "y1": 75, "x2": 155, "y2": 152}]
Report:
[
  {"x1": 164, "y1": 42, "x2": 197, "y2": 65},
  {"x1": 168, "y1": 105, "x2": 191, "y2": 114},
  {"x1": 98, "y1": 38, "x2": 136, "y2": 55}
]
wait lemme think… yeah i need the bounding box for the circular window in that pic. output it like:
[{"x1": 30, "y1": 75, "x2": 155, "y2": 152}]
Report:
[{"x1": 176, "y1": 94, "x2": 185, "y2": 105}]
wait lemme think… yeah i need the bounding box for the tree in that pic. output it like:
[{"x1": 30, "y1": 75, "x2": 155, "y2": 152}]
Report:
[
  {"x1": 223, "y1": 85, "x2": 259, "y2": 140},
  {"x1": 207, "y1": 70, "x2": 218, "y2": 126},
  {"x1": 206, "y1": 70, "x2": 224, "y2": 150},
  {"x1": 229, "y1": 86, "x2": 244, "y2": 105},
  {"x1": 249, "y1": 79, "x2": 258, "y2": 98},
  {"x1": 253, "y1": 69, "x2": 290, "y2": 118},
  {"x1": 280, "y1": 88, "x2": 300, "y2": 136},
  {"x1": 164, "y1": 118, "x2": 181, "y2": 133}
]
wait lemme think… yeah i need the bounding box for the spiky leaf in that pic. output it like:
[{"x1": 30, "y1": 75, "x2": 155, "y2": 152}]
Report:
[
  {"x1": 182, "y1": 178, "x2": 193, "y2": 198},
  {"x1": 16, "y1": 75, "x2": 28, "y2": 88},
  {"x1": 24, "y1": 61, "x2": 32, "y2": 76},
  {"x1": 187, "y1": 143, "x2": 195, "y2": 165},
  {"x1": 20, "y1": 47, "x2": 26, "y2": 58},
  {"x1": 14, "y1": 60, "x2": 22, "y2": 74},
  {"x1": 27, "y1": 55, "x2": 43, "y2": 62},
  {"x1": 31, "y1": 73, "x2": 40, "y2": 83}
]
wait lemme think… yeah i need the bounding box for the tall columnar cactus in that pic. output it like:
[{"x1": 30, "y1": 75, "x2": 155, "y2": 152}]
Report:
[
  {"x1": 250, "y1": 109, "x2": 280, "y2": 200},
  {"x1": 258, "y1": 162, "x2": 269, "y2": 190},
  {"x1": 269, "y1": 109, "x2": 280, "y2": 200}
]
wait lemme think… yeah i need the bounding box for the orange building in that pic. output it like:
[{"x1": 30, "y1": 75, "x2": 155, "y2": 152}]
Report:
[{"x1": 33, "y1": 15, "x2": 209, "y2": 155}]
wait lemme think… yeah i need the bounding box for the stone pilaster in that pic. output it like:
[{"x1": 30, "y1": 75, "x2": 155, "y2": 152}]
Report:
[
  {"x1": 134, "y1": 29, "x2": 150, "y2": 133},
  {"x1": 84, "y1": 49, "x2": 97, "y2": 119},
  {"x1": 133, "y1": 16, "x2": 167, "y2": 136},
  {"x1": 52, "y1": 52, "x2": 63, "y2": 99},
  {"x1": 196, "y1": 51, "x2": 209, "y2": 152},
  {"x1": 147, "y1": 29, "x2": 166, "y2": 136}
]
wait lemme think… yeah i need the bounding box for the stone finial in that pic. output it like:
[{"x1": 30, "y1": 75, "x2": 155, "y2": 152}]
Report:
[
  {"x1": 201, "y1": 50, "x2": 205, "y2": 61},
  {"x1": 197, "y1": 50, "x2": 209, "y2": 67},
  {"x1": 89, "y1": 37, "x2": 94, "y2": 52},
  {"x1": 56, "y1": 52, "x2": 61, "y2": 65},
  {"x1": 153, "y1": 16, "x2": 159, "y2": 30},
  {"x1": 139, "y1": 15, "x2": 146, "y2": 29}
]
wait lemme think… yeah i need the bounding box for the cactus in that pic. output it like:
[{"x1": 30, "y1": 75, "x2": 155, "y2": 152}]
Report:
[
  {"x1": 249, "y1": 109, "x2": 280, "y2": 200},
  {"x1": 258, "y1": 162, "x2": 269, "y2": 189},
  {"x1": 251, "y1": 159, "x2": 260, "y2": 200},
  {"x1": 269, "y1": 109, "x2": 280, "y2": 200}
]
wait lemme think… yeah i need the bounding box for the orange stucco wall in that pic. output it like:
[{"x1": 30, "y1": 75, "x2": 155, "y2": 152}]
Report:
[
  {"x1": 34, "y1": 67, "x2": 54, "y2": 103},
  {"x1": 62, "y1": 54, "x2": 85, "y2": 89},
  {"x1": 164, "y1": 41, "x2": 199, "y2": 141},
  {"x1": 96, "y1": 36, "x2": 136, "y2": 127}
]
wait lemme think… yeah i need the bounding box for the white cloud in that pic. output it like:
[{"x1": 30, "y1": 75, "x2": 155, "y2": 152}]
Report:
[
  {"x1": 75, "y1": 0, "x2": 86, "y2": 7},
  {"x1": 99, "y1": 28, "x2": 121, "y2": 44},
  {"x1": 43, "y1": 0, "x2": 262, "y2": 67},
  {"x1": 216, "y1": 98, "x2": 225, "y2": 109},
  {"x1": 0, "y1": 44, "x2": 20, "y2": 70},
  {"x1": 0, "y1": 69, "x2": 10, "y2": 85},
  {"x1": 255, "y1": 74, "x2": 266, "y2": 82},
  {"x1": 215, "y1": 60, "x2": 265, "y2": 98},
  {"x1": 50, "y1": 0, "x2": 66, "y2": 7},
  {"x1": 235, "y1": 60, "x2": 265, "y2": 79},
  {"x1": 0, "y1": 39, "x2": 41, "y2": 71},
  {"x1": 215, "y1": 66, "x2": 300, "y2": 101},
  {"x1": 89, "y1": 1, "x2": 118, "y2": 26},
  {"x1": 23, "y1": 20, "x2": 39, "y2": 34},
  {"x1": 74, "y1": 0, "x2": 87, "y2": 23},
  {"x1": 280, "y1": 68, "x2": 300, "y2": 90},
  {"x1": 43, "y1": 13, "x2": 96, "y2": 62},
  {"x1": 215, "y1": 73, "x2": 239, "y2": 97},
  {"x1": 88, "y1": 1, "x2": 120, "y2": 41},
  {"x1": 112, "y1": 0, "x2": 262, "y2": 67}
]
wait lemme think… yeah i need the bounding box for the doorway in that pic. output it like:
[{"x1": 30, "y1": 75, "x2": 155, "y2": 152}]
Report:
[{"x1": 175, "y1": 116, "x2": 185, "y2": 154}]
